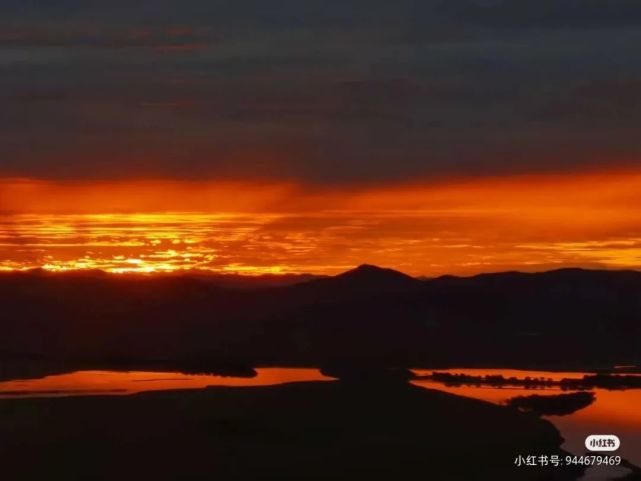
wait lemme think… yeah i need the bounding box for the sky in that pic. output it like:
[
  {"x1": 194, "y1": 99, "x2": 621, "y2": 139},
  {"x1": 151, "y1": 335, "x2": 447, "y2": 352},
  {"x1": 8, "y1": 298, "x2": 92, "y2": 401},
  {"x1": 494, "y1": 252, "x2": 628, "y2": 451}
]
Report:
[{"x1": 1, "y1": 1, "x2": 641, "y2": 275}]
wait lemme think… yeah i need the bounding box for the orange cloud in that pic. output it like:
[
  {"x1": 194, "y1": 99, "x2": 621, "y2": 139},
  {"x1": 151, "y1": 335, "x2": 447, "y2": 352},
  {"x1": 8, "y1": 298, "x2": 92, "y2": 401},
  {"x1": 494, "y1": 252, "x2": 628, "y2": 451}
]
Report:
[{"x1": 2, "y1": 170, "x2": 641, "y2": 276}]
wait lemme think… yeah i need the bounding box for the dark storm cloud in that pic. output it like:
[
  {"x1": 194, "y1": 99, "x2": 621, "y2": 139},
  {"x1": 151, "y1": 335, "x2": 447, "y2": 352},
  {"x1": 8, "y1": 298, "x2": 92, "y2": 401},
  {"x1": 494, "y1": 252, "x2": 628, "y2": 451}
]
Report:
[{"x1": 1, "y1": 0, "x2": 640, "y2": 182}]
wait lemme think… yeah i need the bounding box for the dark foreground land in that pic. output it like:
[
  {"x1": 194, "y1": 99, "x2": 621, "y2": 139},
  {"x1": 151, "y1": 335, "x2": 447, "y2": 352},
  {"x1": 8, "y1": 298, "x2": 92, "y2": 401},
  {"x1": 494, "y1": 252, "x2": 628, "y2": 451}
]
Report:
[
  {"x1": 506, "y1": 392, "x2": 596, "y2": 416},
  {"x1": 2, "y1": 265, "x2": 641, "y2": 368},
  {"x1": 0, "y1": 380, "x2": 582, "y2": 481}
]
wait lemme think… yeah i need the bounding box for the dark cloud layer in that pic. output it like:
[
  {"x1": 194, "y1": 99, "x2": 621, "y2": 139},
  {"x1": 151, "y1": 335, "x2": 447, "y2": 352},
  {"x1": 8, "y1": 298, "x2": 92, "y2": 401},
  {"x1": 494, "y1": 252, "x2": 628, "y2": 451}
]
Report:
[{"x1": 1, "y1": 0, "x2": 640, "y2": 182}]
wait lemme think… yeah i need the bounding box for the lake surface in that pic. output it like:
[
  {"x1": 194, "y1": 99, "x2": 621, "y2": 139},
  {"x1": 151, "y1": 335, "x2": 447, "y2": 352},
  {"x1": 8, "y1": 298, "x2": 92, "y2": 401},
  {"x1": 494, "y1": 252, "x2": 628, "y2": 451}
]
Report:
[
  {"x1": 0, "y1": 368, "x2": 333, "y2": 398},
  {"x1": 0, "y1": 366, "x2": 638, "y2": 478},
  {"x1": 412, "y1": 368, "x2": 641, "y2": 479}
]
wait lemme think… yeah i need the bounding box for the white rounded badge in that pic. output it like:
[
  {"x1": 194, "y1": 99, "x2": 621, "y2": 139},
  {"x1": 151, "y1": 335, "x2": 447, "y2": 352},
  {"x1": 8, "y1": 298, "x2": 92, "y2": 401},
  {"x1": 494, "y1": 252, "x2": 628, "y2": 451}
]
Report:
[{"x1": 585, "y1": 435, "x2": 621, "y2": 452}]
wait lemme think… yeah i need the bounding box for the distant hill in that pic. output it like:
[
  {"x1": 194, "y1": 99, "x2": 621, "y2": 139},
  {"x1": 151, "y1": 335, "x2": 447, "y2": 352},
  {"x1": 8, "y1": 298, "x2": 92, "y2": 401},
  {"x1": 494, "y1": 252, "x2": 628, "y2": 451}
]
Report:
[
  {"x1": 0, "y1": 266, "x2": 640, "y2": 369},
  {"x1": 330, "y1": 264, "x2": 420, "y2": 290},
  {"x1": 283, "y1": 264, "x2": 422, "y2": 303},
  {"x1": 10, "y1": 268, "x2": 324, "y2": 289}
]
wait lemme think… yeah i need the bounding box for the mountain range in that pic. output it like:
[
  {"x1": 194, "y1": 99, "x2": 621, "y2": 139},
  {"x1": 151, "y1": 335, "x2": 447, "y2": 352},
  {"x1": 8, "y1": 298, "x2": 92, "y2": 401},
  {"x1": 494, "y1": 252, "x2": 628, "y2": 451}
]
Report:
[{"x1": 1, "y1": 265, "x2": 640, "y2": 369}]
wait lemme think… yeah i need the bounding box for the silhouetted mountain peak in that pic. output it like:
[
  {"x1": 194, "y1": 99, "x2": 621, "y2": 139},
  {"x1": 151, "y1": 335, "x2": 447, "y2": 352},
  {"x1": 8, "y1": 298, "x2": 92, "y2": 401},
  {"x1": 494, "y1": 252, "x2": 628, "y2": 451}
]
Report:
[
  {"x1": 339, "y1": 264, "x2": 409, "y2": 279},
  {"x1": 330, "y1": 264, "x2": 420, "y2": 291}
]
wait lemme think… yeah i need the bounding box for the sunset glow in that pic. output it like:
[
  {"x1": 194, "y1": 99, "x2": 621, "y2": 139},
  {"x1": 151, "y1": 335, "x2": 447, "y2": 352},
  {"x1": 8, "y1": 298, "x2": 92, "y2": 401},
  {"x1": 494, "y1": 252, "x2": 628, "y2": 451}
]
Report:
[{"x1": 2, "y1": 170, "x2": 641, "y2": 276}]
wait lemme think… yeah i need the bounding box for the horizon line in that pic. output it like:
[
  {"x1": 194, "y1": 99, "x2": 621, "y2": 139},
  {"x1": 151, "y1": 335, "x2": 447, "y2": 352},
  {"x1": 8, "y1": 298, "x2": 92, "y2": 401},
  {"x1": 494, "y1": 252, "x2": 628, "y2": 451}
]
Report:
[{"x1": 2, "y1": 264, "x2": 640, "y2": 280}]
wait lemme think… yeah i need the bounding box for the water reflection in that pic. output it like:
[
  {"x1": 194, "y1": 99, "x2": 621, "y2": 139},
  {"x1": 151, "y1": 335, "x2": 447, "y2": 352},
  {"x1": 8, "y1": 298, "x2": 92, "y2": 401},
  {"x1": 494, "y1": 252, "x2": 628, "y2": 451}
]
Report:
[
  {"x1": 411, "y1": 368, "x2": 641, "y2": 472},
  {"x1": 0, "y1": 368, "x2": 333, "y2": 398},
  {"x1": 1, "y1": 366, "x2": 638, "y2": 477}
]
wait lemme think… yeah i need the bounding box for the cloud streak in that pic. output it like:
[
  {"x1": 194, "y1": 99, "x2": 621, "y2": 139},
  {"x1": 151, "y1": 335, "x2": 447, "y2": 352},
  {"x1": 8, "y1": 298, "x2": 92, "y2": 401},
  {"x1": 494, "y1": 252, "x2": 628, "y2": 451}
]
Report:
[{"x1": 2, "y1": 171, "x2": 641, "y2": 275}]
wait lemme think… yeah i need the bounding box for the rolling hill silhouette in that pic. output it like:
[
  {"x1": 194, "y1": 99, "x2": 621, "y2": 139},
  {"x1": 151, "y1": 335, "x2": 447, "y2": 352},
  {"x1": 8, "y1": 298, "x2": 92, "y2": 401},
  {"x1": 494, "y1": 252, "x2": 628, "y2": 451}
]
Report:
[
  {"x1": 327, "y1": 264, "x2": 420, "y2": 290},
  {"x1": 1, "y1": 265, "x2": 640, "y2": 369}
]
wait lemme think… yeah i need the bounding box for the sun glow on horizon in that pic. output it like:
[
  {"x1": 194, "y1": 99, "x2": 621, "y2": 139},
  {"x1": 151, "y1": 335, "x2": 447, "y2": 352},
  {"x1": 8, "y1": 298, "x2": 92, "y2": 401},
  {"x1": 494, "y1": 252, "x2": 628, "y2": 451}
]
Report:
[{"x1": 3, "y1": 170, "x2": 641, "y2": 276}]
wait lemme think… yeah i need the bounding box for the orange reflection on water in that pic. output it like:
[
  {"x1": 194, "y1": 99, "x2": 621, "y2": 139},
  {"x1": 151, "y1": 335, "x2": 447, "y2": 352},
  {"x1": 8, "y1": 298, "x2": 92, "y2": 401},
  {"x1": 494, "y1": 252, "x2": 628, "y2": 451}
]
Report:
[
  {"x1": 0, "y1": 369, "x2": 334, "y2": 398},
  {"x1": 411, "y1": 369, "x2": 641, "y2": 467}
]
